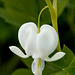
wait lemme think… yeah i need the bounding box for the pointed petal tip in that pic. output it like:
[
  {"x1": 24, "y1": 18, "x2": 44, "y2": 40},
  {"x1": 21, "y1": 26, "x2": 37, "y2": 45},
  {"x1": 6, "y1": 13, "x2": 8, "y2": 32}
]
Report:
[
  {"x1": 60, "y1": 52, "x2": 66, "y2": 56},
  {"x1": 57, "y1": 52, "x2": 65, "y2": 56},
  {"x1": 9, "y1": 46, "x2": 14, "y2": 49},
  {"x1": 9, "y1": 46, "x2": 15, "y2": 51},
  {"x1": 58, "y1": 52, "x2": 66, "y2": 58}
]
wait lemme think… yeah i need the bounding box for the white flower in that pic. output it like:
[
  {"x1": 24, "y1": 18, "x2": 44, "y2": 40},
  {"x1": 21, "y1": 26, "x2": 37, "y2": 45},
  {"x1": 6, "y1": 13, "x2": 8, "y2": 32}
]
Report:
[{"x1": 9, "y1": 22, "x2": 65, "y2": 74}]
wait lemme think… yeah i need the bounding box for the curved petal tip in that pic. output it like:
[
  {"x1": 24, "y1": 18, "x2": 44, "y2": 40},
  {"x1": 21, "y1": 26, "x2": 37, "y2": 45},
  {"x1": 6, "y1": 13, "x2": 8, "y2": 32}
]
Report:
[
  {"x1": 44, "y1": 52, "x2": 65, "y2": 62},
  {"x1": 9, "y1": 46, "x2": 29, "y2": 58}
]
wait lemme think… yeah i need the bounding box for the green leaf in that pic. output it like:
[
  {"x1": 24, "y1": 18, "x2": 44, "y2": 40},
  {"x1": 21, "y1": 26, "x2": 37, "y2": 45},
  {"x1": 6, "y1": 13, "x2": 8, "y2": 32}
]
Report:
[
  {"x1": 12, "y1": 69, "x2": 33, "y2": 75},
  {"x1": 52, "y1": 67, "x2": 75, "y2": 75},
  {"x1": 43, "y1": 63, "x2": 61, "y2": 75},
  {"x1": 49, "y1": 45, "x2": 74, "y2": 69},
  {"x1": 0, "y1": 18, "x2": 10, "y2": 42},
  {"x1": 0, "y1": 0, "x2": 51, "y2": 26},
  {"x1": 57, "y1": 0, "x2": 69, "y2": 17},
  {"x1": 68, "y1": 57, "x2": 75, "y2": 67},
  {"x1": 21, "y1": 57, "x2": 33, "y2": 69},
  {"x1": 43, "y1": 64, "x2": 56, "y2": 75},
  {"x1": 0, "y1": 0, "x2": 68, "y2": 26},
  {"x1": 43, "y1": 45, "x2": 74, "y2": 75},
  {"x1": 65, "y1": 67, "x2": 75, "y2": 75},
  {"x1": 0, "y1": 0, "x2": 38, "y2": 26},
  {"x1": 67, "y1": 0, "x2": 75, "y2": 9},
  {"x1": 51, "y1": 71, "x2": 66, "y2": 75}
]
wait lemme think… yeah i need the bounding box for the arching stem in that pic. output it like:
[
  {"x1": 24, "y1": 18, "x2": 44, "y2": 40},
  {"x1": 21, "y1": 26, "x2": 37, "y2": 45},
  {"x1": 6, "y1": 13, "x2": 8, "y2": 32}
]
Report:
[{"x1": 37, "y1": 6, "x2": 48, "y2": 33}]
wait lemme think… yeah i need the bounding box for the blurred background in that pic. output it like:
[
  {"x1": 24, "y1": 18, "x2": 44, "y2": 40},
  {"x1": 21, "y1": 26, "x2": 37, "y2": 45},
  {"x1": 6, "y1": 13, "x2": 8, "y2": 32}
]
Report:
[{"x1": 0, "y1": 0, "x2": 75, "y2": 75}]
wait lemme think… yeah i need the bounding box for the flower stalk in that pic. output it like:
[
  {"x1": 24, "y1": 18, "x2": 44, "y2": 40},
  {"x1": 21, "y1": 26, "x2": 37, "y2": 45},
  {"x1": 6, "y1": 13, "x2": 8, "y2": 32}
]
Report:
[
  {"x1": 37, "y1": 6, "x2": 48, "y2": 33},
  {"x1": 45, "y1": 0, "x2": 61, "y2": 51}
]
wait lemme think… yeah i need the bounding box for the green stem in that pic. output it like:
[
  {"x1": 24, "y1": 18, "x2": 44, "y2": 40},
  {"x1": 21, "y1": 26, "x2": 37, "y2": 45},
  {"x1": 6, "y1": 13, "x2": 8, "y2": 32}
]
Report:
[
  {"x1": 53, "y1": 0, "x2": 57, "y2": 14},
  {"x1": 45, "y1": 0, "x2": 61, "y2": 51},
  {"x1": 37, "y1": 6, "x2": 48, "y2": 33}
]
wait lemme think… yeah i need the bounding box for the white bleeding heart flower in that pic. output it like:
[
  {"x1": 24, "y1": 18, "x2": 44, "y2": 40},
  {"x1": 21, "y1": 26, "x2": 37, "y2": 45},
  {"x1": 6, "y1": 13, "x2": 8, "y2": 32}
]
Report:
[{"x1": 9, "y1": 22, "x2": 65, "y2": 75}]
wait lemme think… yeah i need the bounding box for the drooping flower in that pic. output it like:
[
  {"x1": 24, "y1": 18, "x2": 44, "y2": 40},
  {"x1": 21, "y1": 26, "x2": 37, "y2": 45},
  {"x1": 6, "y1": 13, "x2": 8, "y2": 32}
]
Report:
[{"x1": 9, "y1": 22, "x2": 65, "y2": 74}]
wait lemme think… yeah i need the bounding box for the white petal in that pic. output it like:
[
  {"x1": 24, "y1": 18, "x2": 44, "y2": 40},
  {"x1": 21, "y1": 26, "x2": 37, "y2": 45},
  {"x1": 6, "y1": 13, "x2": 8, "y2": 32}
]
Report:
[
  {"x1": 36, "y1": 25, "x2": 58, "y2": 58},
  {"x1": 18, "y1": 22, "x2": 37, "y2": 56},
  {"x1": 44, "y1": 52, "x2": 65, "y2": 62},
  {"x1": 32, "y1": 60, "x2": 36, "y2": 74},
  {"x1": 9, "y1": 46, "x2": 29, "y2": 58},
  {"x1": 31, "y1": 59, "x2": 45, "y2": 74},
  {"x1": 40, "y1": 59, "x2": 45, "y2": 71}
]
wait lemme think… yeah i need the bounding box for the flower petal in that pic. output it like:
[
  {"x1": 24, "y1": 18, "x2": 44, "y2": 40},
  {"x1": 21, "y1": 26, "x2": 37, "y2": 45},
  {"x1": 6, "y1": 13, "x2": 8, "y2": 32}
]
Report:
[
  {"x1": 9, "y1": 46, "x2": 29, "y2": 58},
  {"x1": 36, "y1": 25, "x2": 58, "y2": 58},
  {"x1": 18, "y1": 22, "x2": 37, "y2": 56},
  {"x1": 44, "y1": 52, "x2": 65, "y2": 62},
  {"x1": 31, "y1": 59, "x2": 45, "y2": 74}
]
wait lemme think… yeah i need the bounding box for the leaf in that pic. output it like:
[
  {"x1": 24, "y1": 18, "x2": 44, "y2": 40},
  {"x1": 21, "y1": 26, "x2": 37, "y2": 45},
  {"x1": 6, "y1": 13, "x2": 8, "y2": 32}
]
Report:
[
  {"x1": 43, "y1": 63, "x2": 61, "y2": 75},
  {"x1": 49, "y1": 45, "x2": 74, "y2": 69},
  {"x1": 12, "y1": 68, "x2": 33, "y2": 75},
  {"x1": 57, "y1": 0, "x2": 69, "y2": 17},
  {"x1": 43, "y1": 64, "x2": 56, "y2": 75},
  {"x1": 51, "y1": 71, "x2": 66, "y2": 75},
  {"x1": 65, "y1": 67, "x2": 75, "y2": 75},
  {"x1": 0, "y1": 0, "x2": 51, "y2": 26},
  {"x1": 0, "y1": 0, "x2": 69, "y2": 26},
  {"x1": 67, "y1": 0, "x2": 75, "y2": 9},
  {"x1": 52, "y1": 67, "x2": 75, "y2": 75},
  {"x1": 0, "y1": 0, "x2": 38, "y2": 26},
  {"x1": 0, "y1": 18, "x2": 10, "y2": 42},
  {"x1": 43, "y1": 45, "x2": 74, "y2": 75},
  {"x1": 21, "y1": 57, "x2": 33, "y2": 69},
  {"x1": 68, "y1": 57, "x2": 75, "y2": 67}
]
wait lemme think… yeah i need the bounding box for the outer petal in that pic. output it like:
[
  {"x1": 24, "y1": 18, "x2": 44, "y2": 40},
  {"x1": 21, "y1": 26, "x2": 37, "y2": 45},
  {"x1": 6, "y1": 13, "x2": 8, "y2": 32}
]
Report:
[
  {"x1": 36, "y1": 25, "x2": 58, "y2": 58},
  {"x1": 44, "y1": 52, "x2": 65, "y2": 62},
  {"x1": 18, "y1": 22, "x2": 37, "y2": 56},
  {"x1": 9, "y1": 46, "x2": 29, "y2": 58}
]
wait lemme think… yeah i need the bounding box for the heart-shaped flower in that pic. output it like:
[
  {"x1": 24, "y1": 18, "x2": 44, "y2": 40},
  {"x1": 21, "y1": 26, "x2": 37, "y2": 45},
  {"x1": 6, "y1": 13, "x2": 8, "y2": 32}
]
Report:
[
  {"x1": 9, "y1": 22, "x2": 65, "y2": 75},
  {"x1": 9, "y1": 22, "x2": 65, "y2": 61}
]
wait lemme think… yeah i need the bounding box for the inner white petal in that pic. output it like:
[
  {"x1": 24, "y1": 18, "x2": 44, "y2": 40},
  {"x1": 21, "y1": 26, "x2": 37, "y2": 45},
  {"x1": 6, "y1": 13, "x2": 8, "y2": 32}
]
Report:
[
  {"x1": 31, "y1": 58, "x2": 45, "y2": 74},
  {"x1": 40, "y1": 59, "x2": 45, "y2": 71}
]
